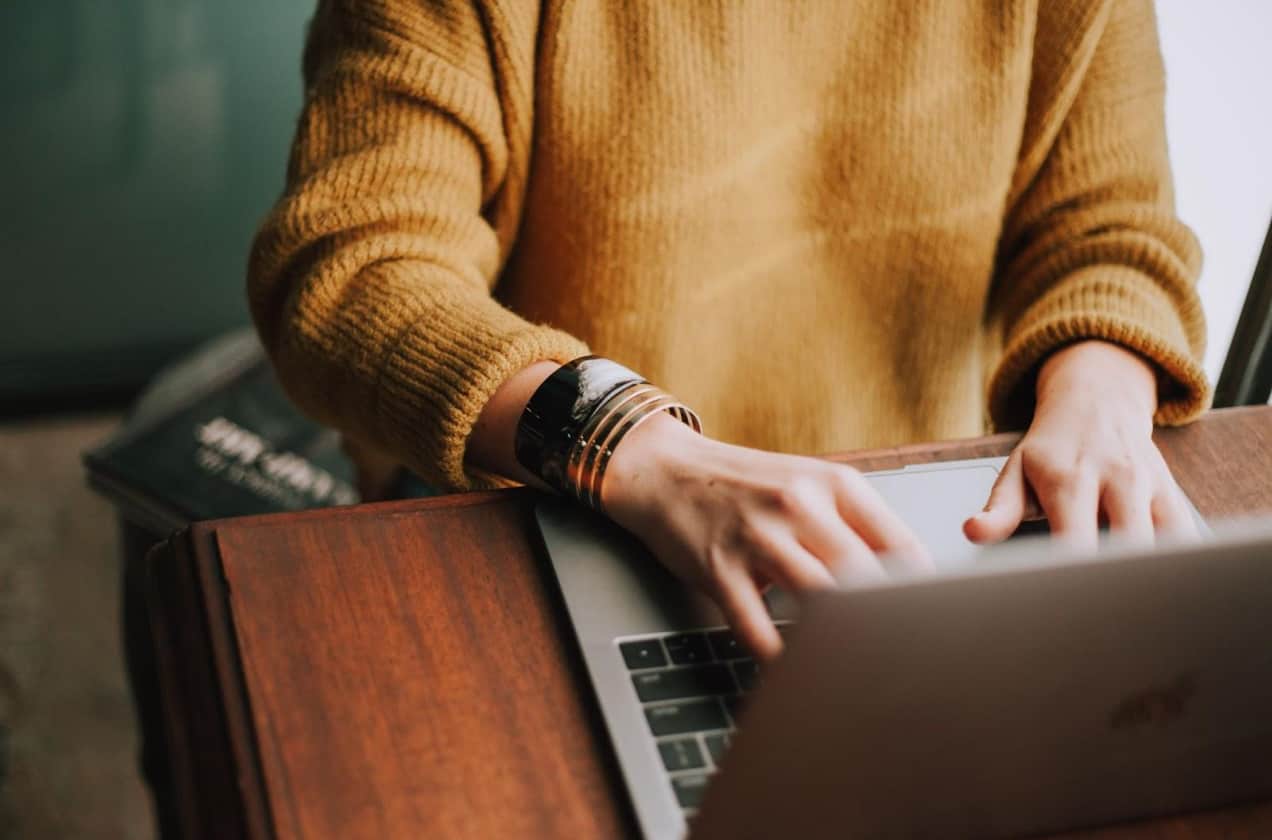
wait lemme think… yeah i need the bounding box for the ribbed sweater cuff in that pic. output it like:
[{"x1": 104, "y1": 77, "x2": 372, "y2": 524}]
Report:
[
  {"x1": 374, "y1": 286, "x2": 589, "y2": 491},
  {"x1": 988, "y1": 265, "x2": 1210, "y2": 431}
]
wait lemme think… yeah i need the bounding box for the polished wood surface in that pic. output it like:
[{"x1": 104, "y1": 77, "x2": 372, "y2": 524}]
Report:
[{"x1": 147, "y1": 406, "x2": 1272, "y2": 839}]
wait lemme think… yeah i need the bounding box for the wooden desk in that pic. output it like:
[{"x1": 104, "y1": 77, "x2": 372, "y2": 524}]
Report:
[{"x1": 146, "y1": 406, "x2": 1272, "y2": 839}]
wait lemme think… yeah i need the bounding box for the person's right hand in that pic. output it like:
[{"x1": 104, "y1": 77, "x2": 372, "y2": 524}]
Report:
[{"x1": 601, "y1": 412, "x2": 931, "y2": 660}]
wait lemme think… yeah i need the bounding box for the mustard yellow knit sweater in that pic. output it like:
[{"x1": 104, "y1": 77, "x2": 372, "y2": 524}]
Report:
[{"x1": 248, "y1": 0, "x2": 1207, "y2": 491}]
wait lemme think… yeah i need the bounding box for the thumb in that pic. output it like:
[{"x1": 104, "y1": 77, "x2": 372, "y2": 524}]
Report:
[{"x1": 964, "y1": 450, "x2": 1026, "y2": 544}]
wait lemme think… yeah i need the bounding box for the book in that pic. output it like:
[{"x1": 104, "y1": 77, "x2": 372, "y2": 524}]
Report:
[{"x1": 84, "y1": 330, "x2": 361, "y2": 537}]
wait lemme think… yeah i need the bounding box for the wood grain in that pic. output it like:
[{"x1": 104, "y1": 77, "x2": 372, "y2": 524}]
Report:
[
  {"x1": 213, "y1": 497, "x2": 634, "y2": 840},
  {"x1": 149, "y1": 406, "x2": 1272, "y2": 839}
]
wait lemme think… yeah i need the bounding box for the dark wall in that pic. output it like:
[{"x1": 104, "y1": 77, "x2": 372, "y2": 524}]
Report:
[{"x1": 0, "y1": 0, "x2": 315, "y2": 407}]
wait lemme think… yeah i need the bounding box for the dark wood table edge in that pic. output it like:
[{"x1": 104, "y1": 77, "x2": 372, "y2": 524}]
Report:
[{"x1": 146, "y1": 526, "x2": 274, "y2": 839}]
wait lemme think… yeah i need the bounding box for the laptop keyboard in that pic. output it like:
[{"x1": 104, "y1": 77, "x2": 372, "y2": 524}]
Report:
[{"x1": 617, "y1": 623, "x2": 789, "y2": 817}]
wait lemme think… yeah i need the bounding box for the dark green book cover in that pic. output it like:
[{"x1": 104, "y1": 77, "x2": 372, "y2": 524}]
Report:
[{"x1": 84, "y1": 333, "x2": 359, "y2": 533}]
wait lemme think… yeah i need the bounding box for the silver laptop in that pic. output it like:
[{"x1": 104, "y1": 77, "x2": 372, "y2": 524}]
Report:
[{"x1": 536, "y1": 457, "x2": 1272, "y2": 838}]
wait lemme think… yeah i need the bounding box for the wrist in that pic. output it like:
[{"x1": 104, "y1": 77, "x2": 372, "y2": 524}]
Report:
[
  {"x1": 1036, "y1": 340, "x2": 1157, "y2": 420},
  {"x1": 601, "y1": 410, "x2": 708, "y2": 516}
]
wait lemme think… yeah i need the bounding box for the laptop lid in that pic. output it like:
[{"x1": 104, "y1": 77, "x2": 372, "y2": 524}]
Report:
[{"x1": 692, "y1": 522, "x2": 1272, "y2": 839}]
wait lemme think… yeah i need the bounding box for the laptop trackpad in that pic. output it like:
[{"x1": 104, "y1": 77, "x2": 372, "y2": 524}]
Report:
[{"x1": 865, "y1": 461, "x2": 1003, "y2": 570}]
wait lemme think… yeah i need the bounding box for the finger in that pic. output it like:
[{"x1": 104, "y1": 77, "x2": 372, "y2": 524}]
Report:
[
  {"x1": 1036, "y1": 470, "x2": 1100, "y2": 552},
  {"x1": 1151, "y1": 484, "x2": 1200, "y2": 540},
  {"x1": 830, "y1": 471, "x2": 933, "y2": 570},
  {"x1": 1101, "y1": 480, "x2": 1154, "y2": 547},
  {"x1": 786, "y1": 494, "x2": 886, "y2": 578},
  {"x1": 835, "y1": 552, "x2": 890, "y2": 587},
  {"x1": 964, "y1": 450, "x2": 1027, "y2": 544},
  {"x1": 756, "y1": 533, "x2": 839, "y2": 592},
  {"x1": 713, "y1": 570, "x2": 782, "y2": 661},
  {"x1": 808, "y1": 528, "x2": 885, "y2": 581}
]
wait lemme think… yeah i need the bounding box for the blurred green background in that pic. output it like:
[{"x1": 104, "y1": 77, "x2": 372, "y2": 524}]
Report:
[{"x1": 0, "y1": 0, "x2": 313, "y2": 408}]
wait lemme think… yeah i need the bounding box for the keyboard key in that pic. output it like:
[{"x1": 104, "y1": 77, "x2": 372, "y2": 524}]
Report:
[
  {"x1": 658, "y1": 738, "x2": 706, "y2": 771},
  {"x1": 645, "y1": 699, "x2": 729, "y2": 736},
  {"x1": 707, "y1": 629, "x2": 747, "y2": 660},
  {"x1": 721, "y1": 694, "x2": 744, "y2": 725},
  {"x1": 619, "y1": 639, "x2": 667, "y2": 670},
  {"x1": 632, "y1": 664, "x2": 735, "y2": 702},
  {"x1": 664, "y1": 632, "x2": 711, "y2": 665},
  {"x1": 672, "y1": 774, "x2": 711, "y2": 809},
  {"x1": 703, "y1": 732, "x2": 731, "y2": 765},
  {"x1": 732, "y1": 659, "x2": 759, "y2": 692}
]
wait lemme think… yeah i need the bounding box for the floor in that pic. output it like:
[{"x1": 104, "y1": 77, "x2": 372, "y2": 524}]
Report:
[{"x1": 0, "y1": 412, "x2": 153, "y2": 839}]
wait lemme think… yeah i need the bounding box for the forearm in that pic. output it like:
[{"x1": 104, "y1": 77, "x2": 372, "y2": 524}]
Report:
[
  {"x1": 248, "y1": 4, "x2": 590, "y2": 491},
  {"x1": 987, "y1": 0, "x2": 1205, "y2": 431}
]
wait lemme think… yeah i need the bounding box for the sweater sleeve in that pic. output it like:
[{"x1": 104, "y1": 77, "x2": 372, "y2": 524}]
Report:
[
  {"x1": 986, "y1": 0, "x2": 1207, "y2": 431},
  {"x1": 246, "y1": 0, "x2": 586, "y2": 491}
]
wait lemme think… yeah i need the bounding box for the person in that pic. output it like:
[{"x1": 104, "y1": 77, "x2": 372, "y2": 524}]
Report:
[{"x1": 248, "y1": 0, "x2": 1207, "y2": 659}]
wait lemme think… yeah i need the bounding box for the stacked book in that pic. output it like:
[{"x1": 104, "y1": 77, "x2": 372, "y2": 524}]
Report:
[{"x1": 84, "y1": 330, "x2": 361, "y2": 538}]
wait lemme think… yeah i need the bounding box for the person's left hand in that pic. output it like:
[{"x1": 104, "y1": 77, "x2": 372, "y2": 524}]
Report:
[{"x1": 964, "y1": 340, "x2": 1198, "y2": 550}]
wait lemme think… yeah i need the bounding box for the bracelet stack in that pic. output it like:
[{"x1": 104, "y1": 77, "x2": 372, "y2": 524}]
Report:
[{"x1": 514, "y1": 356, "x2": 702, "y2": 511}]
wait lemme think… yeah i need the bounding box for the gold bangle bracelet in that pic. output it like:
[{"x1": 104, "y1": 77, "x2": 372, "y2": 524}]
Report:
[
  {"x1": 579, "y1": 391, "x2": 679, "y2": 509},
  {"x1": 590, "y1": 398, "x2": 694, "y2": 512},
  {"x1": 566, "y1": 383, "x2": 663, "y2": 506},
  {"x1": 566, "y1": 384, "x2": 701, "y2": 511}
]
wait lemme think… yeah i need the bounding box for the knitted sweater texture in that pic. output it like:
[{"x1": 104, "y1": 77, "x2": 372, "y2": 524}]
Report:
[{"x1": 249, "y1": 0, "x2": 1207, "y2": 490}]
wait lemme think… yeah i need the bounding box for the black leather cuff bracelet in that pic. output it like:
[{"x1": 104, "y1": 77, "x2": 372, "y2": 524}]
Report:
[{"x1": 514, "y1": 356, "x2": 644, "y2": 491}]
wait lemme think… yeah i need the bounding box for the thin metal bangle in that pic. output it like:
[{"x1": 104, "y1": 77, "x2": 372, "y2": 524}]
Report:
[
  {"x1": 577, "y1": 391, "x2": 679, "y2": 509},
  {"x1": 565, "y1": 383, "x2": 661, "y2": 505},
  {"x1": 590, "y1": 399, "x2": 700, "y2": 512},
  {"x1": 573, "y1": 385, "x2": 700, "y2": 481},
  {"x1": 577, "y1": 392, "x2": 701, "y2": 512},
  {"x1": 568, "y1": 383, "x2": 660, "y2": 494}
]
